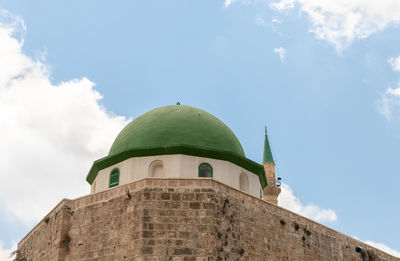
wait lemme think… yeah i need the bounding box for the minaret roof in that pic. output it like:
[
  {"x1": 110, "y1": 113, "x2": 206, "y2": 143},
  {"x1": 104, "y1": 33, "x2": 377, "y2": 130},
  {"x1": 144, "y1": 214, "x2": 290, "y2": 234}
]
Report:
[{"x1": 263, "y1": 127, "x2": 274, "y2": 163}]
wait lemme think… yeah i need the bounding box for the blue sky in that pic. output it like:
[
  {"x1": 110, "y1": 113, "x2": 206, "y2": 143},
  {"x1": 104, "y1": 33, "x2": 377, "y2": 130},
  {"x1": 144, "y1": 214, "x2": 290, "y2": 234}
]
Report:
[{"x1": 1, "y1": 0, "x2": 400, "y2": 258}]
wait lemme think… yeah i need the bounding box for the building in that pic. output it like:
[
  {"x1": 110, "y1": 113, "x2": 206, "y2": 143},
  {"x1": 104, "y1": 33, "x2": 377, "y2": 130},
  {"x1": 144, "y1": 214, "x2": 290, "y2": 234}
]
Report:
[{"x1": 17, "y1": 105, "x2": 399, "y2": 260}]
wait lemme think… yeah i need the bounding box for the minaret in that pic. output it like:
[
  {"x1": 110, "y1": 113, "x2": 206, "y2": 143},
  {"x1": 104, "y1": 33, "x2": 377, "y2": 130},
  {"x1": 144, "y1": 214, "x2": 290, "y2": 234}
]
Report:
[{"x1": 262, "y1": 127, "x2": 281, "y2": 205}]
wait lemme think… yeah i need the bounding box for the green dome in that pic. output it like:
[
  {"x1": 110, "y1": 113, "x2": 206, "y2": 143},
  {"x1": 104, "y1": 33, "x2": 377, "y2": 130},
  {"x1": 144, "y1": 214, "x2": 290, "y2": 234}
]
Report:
[
  {"x1": 87, "y1": 105, "x2": 266, "y2": 188},
  {"x1": 109, "y1": 105, "x2": 245, "y2": 157}
]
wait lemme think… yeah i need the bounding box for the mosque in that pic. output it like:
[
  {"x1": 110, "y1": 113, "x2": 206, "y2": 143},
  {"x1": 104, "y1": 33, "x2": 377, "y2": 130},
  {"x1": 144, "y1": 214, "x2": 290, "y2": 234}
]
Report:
[
  {"x1": 17, "y1": 105, "x2": 398, "y2": 260},
  {"x1": 87, "y1": 104, "x2": 280, "y2": 204}
]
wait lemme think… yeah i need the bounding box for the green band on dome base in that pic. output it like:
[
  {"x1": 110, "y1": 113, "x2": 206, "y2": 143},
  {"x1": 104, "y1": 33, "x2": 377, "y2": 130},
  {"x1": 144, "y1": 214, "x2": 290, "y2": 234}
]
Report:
[{"x1": 86, "y1": 145, "x2": 267, "y2": 188}]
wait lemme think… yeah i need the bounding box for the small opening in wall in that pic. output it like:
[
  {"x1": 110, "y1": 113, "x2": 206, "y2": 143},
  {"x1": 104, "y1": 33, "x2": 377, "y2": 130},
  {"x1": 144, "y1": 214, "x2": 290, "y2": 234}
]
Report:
[
  {"x1": 149, "y1": 160, "x2": 164, "y2": 178},
  {"x1": 293, "y1": 222, "x2": 300, "y2": 231},
  {"x1": 239, "y1": 173, "x2": 249, "y2": 193},
  {"x1": 198, "y1": 162, "x2": 213, "y2": 177}
]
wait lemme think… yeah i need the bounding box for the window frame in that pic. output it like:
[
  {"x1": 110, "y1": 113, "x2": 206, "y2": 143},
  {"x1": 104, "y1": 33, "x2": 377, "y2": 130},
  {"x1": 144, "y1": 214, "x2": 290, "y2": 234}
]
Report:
[
  {"x1": 198, "y1": 162, "x2": 213, "y2": 178},
  {"x1": 109, "y1": 168, "x2": 120, "y2": 188}
]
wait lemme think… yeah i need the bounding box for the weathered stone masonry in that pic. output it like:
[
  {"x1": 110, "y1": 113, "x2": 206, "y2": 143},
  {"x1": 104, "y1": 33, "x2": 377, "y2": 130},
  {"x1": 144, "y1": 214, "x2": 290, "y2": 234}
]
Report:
[{"x1": 18, "y1": 179, "x2": 400, "y2": 261}]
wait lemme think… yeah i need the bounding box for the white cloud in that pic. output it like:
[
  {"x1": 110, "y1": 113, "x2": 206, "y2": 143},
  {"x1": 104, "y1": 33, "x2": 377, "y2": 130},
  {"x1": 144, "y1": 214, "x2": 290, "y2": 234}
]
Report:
[
  {"x1": 0, "y1": 11, "x2": 128, "y2": 225},
  {"x1": 353, "y1": 237, "x2": 400, "y2": 258},
  {"x1": 256, "y1": 15, "x2": 265, "y2": 25},
  {"x1": 224, "y1": 0, "x2": 252, "y2": 8},
  {"x1": 271, "y1": 18, "x2": 282, "y2": 24},
  {"x1": 273, "y1": 47, "x2": 287, "y2": 63},
  {"x1": 378, "y1": 56, "x2": 400, "y2": 119},
  {"x1": 224, "y1": 0, "x2": 233, "y2": 7},
  {"x1": 0, "y1": 241, "x2": 16, "y2": 261},
  {"x1": 269, "y1": 0, "x2": 400, "y2": 51},
  {"x1": 270, "y1": 0, "x2": 295, "y2": 11},
  {"x1": 388, "y1": 56, "x2": 400, "y2": 72},
  {"x1": 378, "y1": 87, "x2": 400, "y2": 119},
  {"x1": 364, "y1": 240, "x2": 400, "y2": 258},
  {"x1": 278, "y1": 183, "x2": 337, "y2": 223}
]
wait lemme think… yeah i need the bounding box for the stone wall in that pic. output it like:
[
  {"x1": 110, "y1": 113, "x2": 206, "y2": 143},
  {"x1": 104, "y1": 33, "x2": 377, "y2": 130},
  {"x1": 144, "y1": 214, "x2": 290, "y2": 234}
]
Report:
[
  {"x1": 18, "y1": 179, "x2": 399, "y2": 261},
  {"x1": 17, "y1": 199, "x2": 73, "y2": 260}
]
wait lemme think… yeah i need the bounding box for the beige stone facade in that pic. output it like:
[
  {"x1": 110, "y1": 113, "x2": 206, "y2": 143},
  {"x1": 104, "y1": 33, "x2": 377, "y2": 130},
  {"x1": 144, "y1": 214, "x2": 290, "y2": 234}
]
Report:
[{"x1": 18, "y1": 178, "x2": 399, "y2": 261}]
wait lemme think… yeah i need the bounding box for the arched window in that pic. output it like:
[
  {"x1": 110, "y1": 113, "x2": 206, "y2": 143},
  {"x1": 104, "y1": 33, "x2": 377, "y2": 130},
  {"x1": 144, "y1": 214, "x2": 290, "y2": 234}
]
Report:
[
  {"x1": 149, "y1": 160, "x2": 164, "y2": 178},
  {"x1": 109, "y1": 168, "x2": 120, "y2": 188},
  {"x1": 239, "y1": 173, "x2": 249, "y2": 193},
  {"x1": 198, "y1": 163, "x2": 213, "y2": 177}
]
